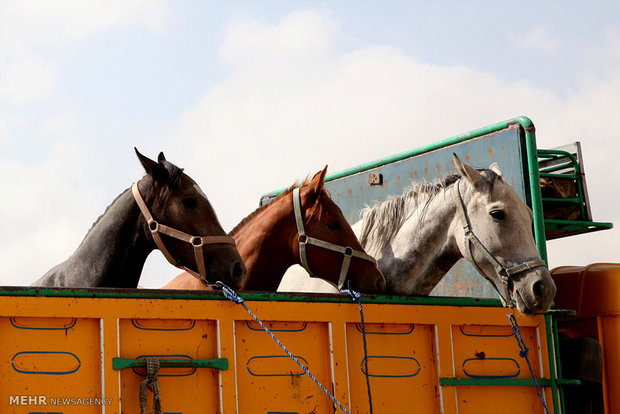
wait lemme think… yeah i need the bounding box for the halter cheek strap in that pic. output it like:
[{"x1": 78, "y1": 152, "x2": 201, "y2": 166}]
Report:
[
  {"x1": 451, "y1": 179, "x2": 546, "y2": 307},
  {"x1": 293, "y1": 187, "x2": 379, "y2": 290},
  {"x1": 132, "y1": 182, "x2": 236, "y2": 285}
]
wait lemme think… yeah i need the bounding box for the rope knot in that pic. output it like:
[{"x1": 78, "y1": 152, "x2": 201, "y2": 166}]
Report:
[
  {"x1": 217, "y1": 281, "x2": 245, "y2": 304},
  {"x1": 139, "y1": 357, "x2": 162, "y2": 414}
]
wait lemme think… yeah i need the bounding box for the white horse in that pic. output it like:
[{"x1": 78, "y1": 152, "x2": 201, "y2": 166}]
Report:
[{"x1": 278, "y1": 154, "x2": 556, "y2": 315}]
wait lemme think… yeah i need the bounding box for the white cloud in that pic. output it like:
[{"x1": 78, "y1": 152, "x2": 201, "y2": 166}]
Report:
[
  {"x1": 512, "y1": 26, "x2": 560, "y2": 53},
  {"x1": 0, "y1": 0, "x2": 169, "y2": 47},
  {"x1": 219, "y1": 10, "x2": 337, "y2": 68},
  {"x1": 0, "y1": 50, "x2": 59, "y2": 103},
  {"x1": 0, "y1": 137, "x2": 105, "y2": 285}
]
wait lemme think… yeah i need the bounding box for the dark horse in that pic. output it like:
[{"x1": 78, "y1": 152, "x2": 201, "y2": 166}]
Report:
[{"x1": 32, "y1": 149, "x2": 246, "y2": 288}]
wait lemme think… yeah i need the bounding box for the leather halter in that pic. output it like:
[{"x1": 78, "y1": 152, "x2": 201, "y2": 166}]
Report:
[
  {"x1": 293, "y1": 187, "x2": 380, "y2": 290},
  {"x1": 452, "y1": 179, "x2": 547, "y2": 307},
  {"x1": 132, "y1": 182, "x2": 236, "y2": 285}
]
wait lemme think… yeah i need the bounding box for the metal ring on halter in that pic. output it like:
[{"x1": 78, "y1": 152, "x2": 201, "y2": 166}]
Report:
[
  {"x1": 149, "y1": 221, "x2": 159, "y2": 232},
  {"x1": 190, "y1": 236, "x2": 203, "y2": 247},
  {"x1": 298, "y1": 234, "x2": 308, "y2": 244},
  {"x1": 344, "y1": 246, "x2": 353, "y2": 257}
]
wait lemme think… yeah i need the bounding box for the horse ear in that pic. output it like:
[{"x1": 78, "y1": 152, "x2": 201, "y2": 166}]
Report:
[
  {"x1": 135, "y1": 148, "x2": 169, "y2": 183},
  {"x1": 307, "y1": 165, "x2": 328, "y2": 200},
  {"x1": 453, "y1": 153, "x2": 483, "y2": 185},
  {"x1": 489, "y1": 162, "x2": 503, "y2": 178},
  {"x1": 158, "y1": 152, "x2": 166, "y2": 164}
]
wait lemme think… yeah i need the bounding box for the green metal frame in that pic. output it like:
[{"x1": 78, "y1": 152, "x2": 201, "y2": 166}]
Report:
[{"x1": 538, "y1": 148, "x2": 613, "y2": 238}]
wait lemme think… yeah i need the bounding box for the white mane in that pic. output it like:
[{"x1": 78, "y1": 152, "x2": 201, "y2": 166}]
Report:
[{"x1": 358, "y1": 175, "x2": 460, "y2": 256}]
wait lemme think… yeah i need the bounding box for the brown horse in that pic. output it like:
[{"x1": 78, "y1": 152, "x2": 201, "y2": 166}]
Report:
[
  {"x1": 32, "y1": 149, "x2": 246, "y2": 289},
  {"x1": 161, "y1": 167, "x2": 386, "y2": 293}
]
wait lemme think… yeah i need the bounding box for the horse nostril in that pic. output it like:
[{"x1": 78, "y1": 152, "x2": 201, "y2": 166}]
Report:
[
  {"x1": 532, "y1": 280, "x2": 544, "y2": 298},
  {"x1": 232, "y1": 261, "x2": 246, "y2": 280}
]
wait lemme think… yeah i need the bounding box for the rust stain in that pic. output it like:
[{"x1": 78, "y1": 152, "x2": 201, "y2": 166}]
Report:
[
  {"x1": 435, "y1": 162, "x2": 441, "y2": 175},
  {"x1": 465, "y1": 154, "x2": 471, "y2": 163},
  {"x1": 487, "y1": 146, "x2": 494, "y2": 159},
  {"x1": 347, "y1": 189, "x2": 353, "y2": 198},
  {"x1": 424, "y1": 167, "x2": 429, "y2": 177}
]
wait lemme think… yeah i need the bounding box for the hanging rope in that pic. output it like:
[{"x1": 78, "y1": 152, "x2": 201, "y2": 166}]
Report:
[
  {"x1": 341, "y1": 283, "x2": 374, "y2": 414},
  {"x1": 217, "y1": 282, "x2": 351, "y2": 414},
  {"x1": 507, "y1": 312, "x2": 550, "y2": 414},
  {"x1": 139, "y1": 357, "x2": 162, "y2": 414}
]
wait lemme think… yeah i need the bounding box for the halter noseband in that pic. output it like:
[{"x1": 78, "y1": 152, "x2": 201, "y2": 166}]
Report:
[
  {"x1": 132, "y1": 181, "x2": 236, "y2": 285},
  {"x1": 293, "y1": 187, "x2": 380, "y2": 290},
  {"x1": 452, "y1": 179, "x2": 547, "y2": 308}
]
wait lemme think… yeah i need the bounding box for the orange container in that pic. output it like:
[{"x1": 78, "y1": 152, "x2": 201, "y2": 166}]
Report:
[
  {"x1": 0, "y1": 288, "x2": 559, "y2": 414},
  {"x1": 552, "y1": 263, "x2": 620, "y2": 414}
]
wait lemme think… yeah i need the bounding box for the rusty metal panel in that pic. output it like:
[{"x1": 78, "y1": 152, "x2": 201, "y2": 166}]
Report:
[{"x1": 324, "y1": 126, "x2": 527, "y2": 299}]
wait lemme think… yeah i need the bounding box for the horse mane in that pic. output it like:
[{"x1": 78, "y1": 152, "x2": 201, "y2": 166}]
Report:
[
  {"x1": 229, "y1": 175, "x2": 331, "y2": 237},
  {"x1": 78, "y1": 160, "x2": 185, "y2": 246},
  {"x1": 229, "y1": 185, "x2": 296, "y2": 237},
  {"x1": 359, "y1": 169, "x2": 498, "y2": 251}
]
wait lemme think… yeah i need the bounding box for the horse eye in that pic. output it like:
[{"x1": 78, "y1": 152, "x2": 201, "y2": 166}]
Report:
[
  {"x1": 490, "y1": 210, "x2": 505, "y2": 220},
  {"x1": 326, "y1": 221, "x2": 341, "y2": 231},
  {"x1": 182, "y1": 197, "x2": 197, "y2": 209}
]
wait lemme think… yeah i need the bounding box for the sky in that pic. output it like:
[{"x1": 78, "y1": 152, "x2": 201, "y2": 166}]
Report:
[{"x1": 1, "y1": 0, "x2": 618, "y2": 288}]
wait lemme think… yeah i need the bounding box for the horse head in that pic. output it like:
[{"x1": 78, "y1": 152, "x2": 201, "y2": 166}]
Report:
[
  {"x1": 135, "y1": 149, "x2": 246, "y2": 289},
  {"x1": 292, "y1": 166, "x2": 386, "y2": 294},
  {"x1": 452, "y1": 154, "x2": 556, "y2": 314}
]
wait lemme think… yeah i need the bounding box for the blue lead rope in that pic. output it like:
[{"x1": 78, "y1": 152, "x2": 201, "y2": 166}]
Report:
[
  {"x1": 217, "y1": 283, "x2": 351, "y2": 414},
  {"x1": 508, "y1": 313, "x2": 550, "y2": 414},
  {"x1": 341, "y1": 284, "x2": 374, "y2": 414}
]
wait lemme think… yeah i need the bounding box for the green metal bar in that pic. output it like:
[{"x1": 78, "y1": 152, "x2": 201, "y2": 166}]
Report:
[
  {"x1": 519, "y1": 117, "x2": 548, "y2": 262},
  {"x1": 539, "y1": 164, "x2": 575, "y2": 174},
  {"x1": 0, "y1": 286, "x2": 505, "y2": 307},
  {"x1": 439, "y1": 377, "x2": 580, "y2": 386},
  {"x1": 112, "y1": 357, "x2": 228, "y2": 370},
  {"x1": 539, "y1": 173, "x2": 578, "y2": 179},
  {"x1": 537, "y1": 149, "x2": 580, "y2": 167},
  {"x1": 544, "y1": 219, "x2": 613, "y2": 232},
  {"x1": 545, "y1": 312, "x2": 561, "y2": 414},
  {"x1": 551, "y1": 312, "x2": 568, "y2": 414},
  {"x1": 541, "y1": 197, "x2": 581, "y2": 204}
]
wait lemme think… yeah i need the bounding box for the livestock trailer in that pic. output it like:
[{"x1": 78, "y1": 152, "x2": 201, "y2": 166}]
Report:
[{"x1": 0, "y1": 116, "x2": 615, "y2": 414}]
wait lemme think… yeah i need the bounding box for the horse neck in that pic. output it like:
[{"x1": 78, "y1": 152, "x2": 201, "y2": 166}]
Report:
[
  {"x1": 62, "y1": 188, "x2": 153, "y2": 287},
  {"x1": 233, "y1": 196, "x2": 298, "y2": 291},
  {"x1": 357, "y1": 186, "x2": 462, "y2": 295}
]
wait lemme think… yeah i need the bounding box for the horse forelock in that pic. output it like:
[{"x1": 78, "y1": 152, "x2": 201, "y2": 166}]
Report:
[{"x1": 151, "y1": 161, "x2": 185, "y2": 210}]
